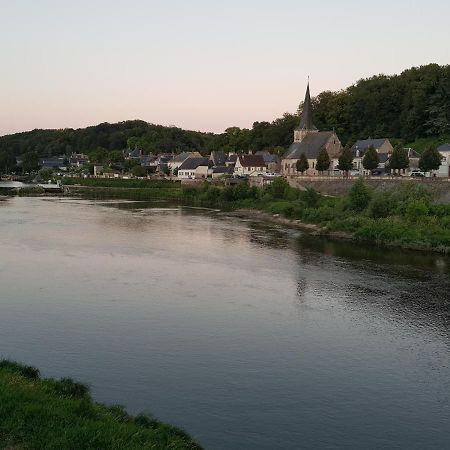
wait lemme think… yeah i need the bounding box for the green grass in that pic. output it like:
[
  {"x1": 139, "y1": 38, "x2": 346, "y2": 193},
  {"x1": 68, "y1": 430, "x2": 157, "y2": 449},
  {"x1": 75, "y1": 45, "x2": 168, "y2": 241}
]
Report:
[{"x1": 0, "y1": 360, "x2": 202, "y2": 450}]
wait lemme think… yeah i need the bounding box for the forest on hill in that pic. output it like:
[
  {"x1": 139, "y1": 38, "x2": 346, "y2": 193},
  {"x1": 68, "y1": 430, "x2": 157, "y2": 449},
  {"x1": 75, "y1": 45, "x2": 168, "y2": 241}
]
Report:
[{"x1": 0, "y1": 64, "x2": 448, "y2": 162}]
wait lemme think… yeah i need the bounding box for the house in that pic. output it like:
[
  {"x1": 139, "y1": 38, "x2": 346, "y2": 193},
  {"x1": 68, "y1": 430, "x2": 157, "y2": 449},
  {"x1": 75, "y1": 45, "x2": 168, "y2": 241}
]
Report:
[
  {"x1": 225, "y1": 154, "x2": 238, "y2": 168},
  {"x1": 256, "y1": 150, "x2": 280, "y2": 173},
  {"x1": 177, "y1": 157, "x2": 211, "y2": 179},
  {"x1": 211, "y1": 166, "x2": 234, "y2": 179},
  {"x1": 234, "y1": 154, "x2": 267, "y2": 176},
  {"x1": 125, "y1": 147, "x2": 142, "y2": 160},
  {"x1": 281, "y1": 82, "x2": 342, "y2": 176},
  {"x1": 40, "y1": 156, "x2": 67, "y2": 170},
  {"x1": 437, "y1": 144, "x2": 450, "y2": 177},
  {"x1": 168, "y1": 152, "x2": 201, "y2": 173},
  {"x1": 69, "y1": 153, "x2": 89, "y2": 167},
  {"x1": 210, "y1": 151, "x2": 226, "y2": 166},
  {"x1": 351, "y1": 138, "x2": 394, "y2": 174}
]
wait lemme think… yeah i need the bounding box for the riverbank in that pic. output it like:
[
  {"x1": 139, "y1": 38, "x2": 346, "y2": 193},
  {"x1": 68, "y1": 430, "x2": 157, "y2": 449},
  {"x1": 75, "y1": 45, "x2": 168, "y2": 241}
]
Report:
[
  {"x1": 12, "y1": 177, "x2": 450, "y2": 254},
  {"x1": 0, "y1": 360, "x2": 202, "y2": 450}
]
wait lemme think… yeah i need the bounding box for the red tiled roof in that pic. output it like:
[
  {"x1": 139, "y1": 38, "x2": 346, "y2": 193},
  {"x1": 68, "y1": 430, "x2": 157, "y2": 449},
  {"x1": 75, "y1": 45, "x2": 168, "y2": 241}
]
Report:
[{"x1": 238, "y1": 154, "x2": 266, "y2": 167}]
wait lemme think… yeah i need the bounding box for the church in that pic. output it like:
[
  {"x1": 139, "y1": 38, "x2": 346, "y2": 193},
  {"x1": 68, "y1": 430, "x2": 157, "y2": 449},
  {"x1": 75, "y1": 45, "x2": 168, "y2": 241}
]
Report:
[{"x1": 282, "y1": 83, "x2": 342, "y2": 175}]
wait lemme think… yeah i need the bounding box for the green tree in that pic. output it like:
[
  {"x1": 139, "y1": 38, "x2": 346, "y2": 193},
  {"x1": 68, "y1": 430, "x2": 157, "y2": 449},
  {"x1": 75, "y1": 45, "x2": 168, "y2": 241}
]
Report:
[
  {"x1": 338, "y1": 148, "x2": 354, "y2": 175},
  {"x1": 349, "y1": 178, "x2": 371, "y2": 211},
  {"x1": 296, "y1": 153, "x2": 309, "y2": 174},
  {"x1": 362, "y1": 146, "x2": 380, "y2": 171},
  {"x1": 389, "y1": 148, "x2": 409, "y2": 174},
  {"x1": 0, "y1": 152, "x2": 16, "y2": 174},
  {"x1": 131, "y1": 165, "x2": 146, "y2": 177},
  {"x1": 21, "y1": 152, "x2": 40, "y2": 173},
  {"x1": 315, "y1": 148, "x2": 330, "y2": 174},
  {"x1": 419, "y1": 146, "x2": 442, "y2": 173},
  {"x1": 37, "y1": 168, "x2": 53, "y2": 182},
  {"x1": 268, "y1": 176, "x2": 290, "y2": 199}
]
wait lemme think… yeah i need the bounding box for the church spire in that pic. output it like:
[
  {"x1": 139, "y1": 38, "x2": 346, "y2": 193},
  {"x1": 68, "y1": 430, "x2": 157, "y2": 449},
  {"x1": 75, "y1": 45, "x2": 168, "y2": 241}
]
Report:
[
  {"x1": 293, "y1": 80, "x2": 318, "y2": 143},
  {"x1": 298, "y1": 81, "x2": 315, "y2": 131}
]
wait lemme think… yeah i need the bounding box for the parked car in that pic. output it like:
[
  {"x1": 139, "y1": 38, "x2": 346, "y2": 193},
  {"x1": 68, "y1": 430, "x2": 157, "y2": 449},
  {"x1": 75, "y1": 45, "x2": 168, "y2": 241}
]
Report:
[
  {"x1": 410, "y1": 170, "x2": 425, "y2": 177},
  {"x1": 349, "y1": 170, "x2": 361, "y2": 177}
]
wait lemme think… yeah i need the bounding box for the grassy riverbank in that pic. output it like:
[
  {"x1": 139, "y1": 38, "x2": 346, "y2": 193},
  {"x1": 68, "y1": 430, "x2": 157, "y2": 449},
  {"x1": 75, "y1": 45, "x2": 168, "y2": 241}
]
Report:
[
  {"x1": 56, "y1": 177, "x2": 450, "y2": 253},
  {"x1": 0, "y1": 360, "x2": 202, "y2": 450}
]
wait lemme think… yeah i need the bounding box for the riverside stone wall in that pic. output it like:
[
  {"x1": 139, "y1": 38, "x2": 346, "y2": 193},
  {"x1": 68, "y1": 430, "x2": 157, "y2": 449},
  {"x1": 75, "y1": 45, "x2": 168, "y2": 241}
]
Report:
[{"x1": 288, "y1": 177, "x2": 450, "y2": 203}]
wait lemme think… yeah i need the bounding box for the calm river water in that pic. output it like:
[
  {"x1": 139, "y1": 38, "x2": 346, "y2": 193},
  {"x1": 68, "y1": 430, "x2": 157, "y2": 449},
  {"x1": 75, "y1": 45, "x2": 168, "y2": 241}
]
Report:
[{"x1": 1, "y1": 197, "x2": 450, "y2": 450}]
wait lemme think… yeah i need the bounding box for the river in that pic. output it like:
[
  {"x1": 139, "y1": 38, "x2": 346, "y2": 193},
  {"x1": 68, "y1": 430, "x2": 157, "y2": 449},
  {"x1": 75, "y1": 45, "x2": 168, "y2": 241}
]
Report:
[{"x1": 1, "y1": 197, "x2": 449, "y2": 449}]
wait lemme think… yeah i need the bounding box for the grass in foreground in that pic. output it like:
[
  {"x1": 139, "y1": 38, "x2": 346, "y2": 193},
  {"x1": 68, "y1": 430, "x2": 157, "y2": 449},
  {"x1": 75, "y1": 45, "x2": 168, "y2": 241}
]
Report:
[{"x1": 0, "y1": 360, "x2": 202, "y2": 450}]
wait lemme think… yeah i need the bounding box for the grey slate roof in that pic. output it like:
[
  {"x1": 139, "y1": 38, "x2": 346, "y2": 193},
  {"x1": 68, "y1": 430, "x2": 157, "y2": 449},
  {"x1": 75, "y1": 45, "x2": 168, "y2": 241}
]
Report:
[
  {"x1": 296, "y1": 82, "x2": 317, "y2": 131},
  {"x1": 284, "y1": 132, "x2": 334, "y2": 159},
  {"x1": 212, "y1": 166, "x2": 234, "y2": 174},
  {"x1": 256, "y1": 150, "x2": 279, "y2": 163},
  {"x1": 210, "y1": 151, "x2": 226, "y2": 166},
  {"x1": 437, "y1": 143, "x2": 450, "y2": 153},
  {"x1": 170, "y1": 152, "x2": 194, "y2": 163},
  {"x1": 352, "y1": 139, "x2": 389, "y2": 153},
  {"x1": 178, "y1": 157, "x2": 210, "y2": 171}
]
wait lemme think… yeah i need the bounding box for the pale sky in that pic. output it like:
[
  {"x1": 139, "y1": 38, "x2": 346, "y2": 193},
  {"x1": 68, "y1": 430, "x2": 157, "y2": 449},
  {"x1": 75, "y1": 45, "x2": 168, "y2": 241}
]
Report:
[{"x1": 0, "y1": 0, "x2": 449, "y2": 136}]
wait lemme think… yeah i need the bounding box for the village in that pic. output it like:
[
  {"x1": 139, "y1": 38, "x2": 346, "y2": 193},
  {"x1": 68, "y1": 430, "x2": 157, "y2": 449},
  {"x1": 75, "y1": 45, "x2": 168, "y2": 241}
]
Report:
[{"x1": 23, "y1": 83, "x2": 450, "y2": 187}]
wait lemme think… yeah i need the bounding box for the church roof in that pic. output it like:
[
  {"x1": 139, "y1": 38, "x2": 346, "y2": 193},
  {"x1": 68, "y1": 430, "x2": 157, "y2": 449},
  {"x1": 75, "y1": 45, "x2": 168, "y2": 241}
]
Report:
[
  {"x1": 295, "y1": 82, "x2": 317, "y2": 131},
  {"x1": 284, "y1": 131, "x2": 335, "y2": 159}
]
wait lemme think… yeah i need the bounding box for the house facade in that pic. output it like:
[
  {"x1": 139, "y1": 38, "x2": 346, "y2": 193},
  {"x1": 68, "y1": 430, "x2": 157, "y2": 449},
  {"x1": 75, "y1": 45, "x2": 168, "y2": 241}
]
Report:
[
  {"x1": 234, "y1": 154, "x2": 267, "y2": 176},
  {"x1": 351, "y1": 138, "x2": 394, "y2": 174},
  {"x1": 177, "y1": 157, "x2": 210, "y2": 179},
  {"x1": 437, "y1": 143, "x2": 450, "y2": 177},
  {"x1": 281, "y1": 83, "x2": 342, "y2": 176}
]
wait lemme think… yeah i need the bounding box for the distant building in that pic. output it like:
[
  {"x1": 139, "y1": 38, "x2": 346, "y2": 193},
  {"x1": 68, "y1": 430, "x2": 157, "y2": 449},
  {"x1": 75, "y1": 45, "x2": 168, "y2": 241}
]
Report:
[
  {"x1": 256, "y1": 151, "x2": 280, "y2": 173},
  {"x1": 282, "y1": 82, "x2": 342, "y2": 176},
  {"x1": 437, "y1": 143, "x2": 450, "y2": 177},
  {"x1": 177, "y1": 157, "x2": 210, "y2": 179},
  {"x1": 351, "y1": 138, "x2": 394, "y2": 173},
  {"x1": 168, "y1": 152, "x2": 201, "y2": 173},
  {"x1": 210, "y1": 151, "x2": 226, "y2": 166},
  {"x1": 211, "y1": 166, "x2": 234, "y2": 179},
  {"x1": 40, "y1": 156, "x2": 67, "y2": 170},
  {"x1": 234, "y1": 154, "x2": 267, "y2": 176},
  {"x1": 69, "y1": 153, "x2": 90, "y2": 167},
  {"x1": 225, "y1": 154, "x2": 238, "y2": 168}
]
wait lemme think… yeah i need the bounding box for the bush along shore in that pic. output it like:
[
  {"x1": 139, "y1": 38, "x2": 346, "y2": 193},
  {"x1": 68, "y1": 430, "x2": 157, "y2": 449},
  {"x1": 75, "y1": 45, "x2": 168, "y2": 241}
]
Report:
[
  {"x1": 0, "y1": 360, "x2": 202, "y2": 450},
  {"x1": 25, "y1": 176, "x2": 450, "y2": 253}
]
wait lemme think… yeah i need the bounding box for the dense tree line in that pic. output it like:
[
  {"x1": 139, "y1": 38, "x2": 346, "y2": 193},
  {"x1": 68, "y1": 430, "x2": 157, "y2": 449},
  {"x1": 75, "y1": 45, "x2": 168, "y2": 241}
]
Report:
[{"x1": 0, "y1": 64, "x2": 448, "y2": 166}]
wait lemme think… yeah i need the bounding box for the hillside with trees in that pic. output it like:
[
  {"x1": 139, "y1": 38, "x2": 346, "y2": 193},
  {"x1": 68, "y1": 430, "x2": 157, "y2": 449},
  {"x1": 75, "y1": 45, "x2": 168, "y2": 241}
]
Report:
[{"x1": 0, "y1": 64, "x2": 448, "y2": 164}]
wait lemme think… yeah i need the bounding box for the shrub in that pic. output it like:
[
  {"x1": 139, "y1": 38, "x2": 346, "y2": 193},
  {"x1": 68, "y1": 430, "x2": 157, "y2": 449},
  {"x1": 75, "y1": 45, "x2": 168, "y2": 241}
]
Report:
[
  {"x1": 267, "y1": 177, "x2": 289, "y2": 199},
  {"x1": 368, "y1": 192, "x2": 396, "y2": 218},
  {"x1": 406, "y1": 200, "x2": 429, "y2": 220},
  {"x1": 349, "y1": 178, "x2": 371, "y2": 211},
  {"x1": 299, "y1": 188, "x2": 321, "y2": 208},
  {"x1": 0, "y1": 360, "x2": 40, "y2": 380}
]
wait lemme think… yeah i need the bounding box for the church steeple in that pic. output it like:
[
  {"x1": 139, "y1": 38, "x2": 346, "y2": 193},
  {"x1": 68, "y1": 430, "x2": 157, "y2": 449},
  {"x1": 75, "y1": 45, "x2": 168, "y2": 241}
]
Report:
[{"x1": 294, "y1": 81, "x2": 318, "y2": 143}]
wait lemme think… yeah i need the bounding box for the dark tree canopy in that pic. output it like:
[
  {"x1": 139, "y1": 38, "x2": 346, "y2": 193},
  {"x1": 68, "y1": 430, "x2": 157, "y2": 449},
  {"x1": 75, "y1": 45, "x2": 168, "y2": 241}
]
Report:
[
  {"x1": 296, "y1": 153, "x2": 309, "y2": 174},
  {"x1": 419, "y1": 147, "x2": 443, "y2": 172},
  {"x1": 315, "y1": 148, "x2": 331, "y2": 173},
  {"x1": 338, "y1": 148, "x2": 354, "y2": 173},
  {"x1": 362, "y1": 146, "x2": 380, "y2": 171},
  {"x1": 389, "y1": 148, "x2": 409, "y2": 172}
]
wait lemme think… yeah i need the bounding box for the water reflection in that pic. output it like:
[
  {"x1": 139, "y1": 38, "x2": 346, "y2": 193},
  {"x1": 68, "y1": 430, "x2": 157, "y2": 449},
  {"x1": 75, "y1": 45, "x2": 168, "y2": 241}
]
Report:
[{"x1": 1, "y1": 197, "x2": 450, "y2": 450}]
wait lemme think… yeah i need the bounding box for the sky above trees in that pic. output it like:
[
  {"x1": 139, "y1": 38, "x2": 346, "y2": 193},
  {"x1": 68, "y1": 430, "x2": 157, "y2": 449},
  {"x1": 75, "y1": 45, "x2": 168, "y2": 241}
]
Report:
[{"x1": 1, "y1": 0, "x2": 449, "y2": 136}]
